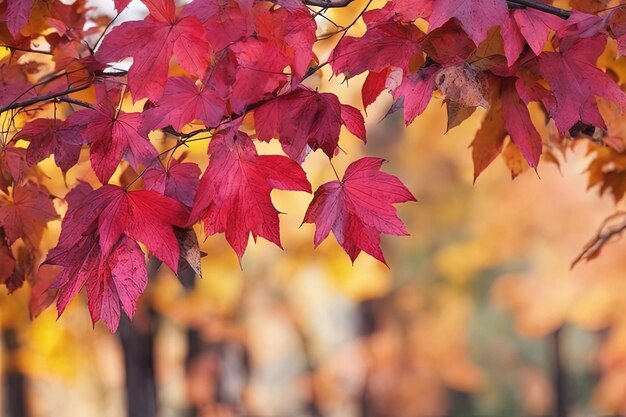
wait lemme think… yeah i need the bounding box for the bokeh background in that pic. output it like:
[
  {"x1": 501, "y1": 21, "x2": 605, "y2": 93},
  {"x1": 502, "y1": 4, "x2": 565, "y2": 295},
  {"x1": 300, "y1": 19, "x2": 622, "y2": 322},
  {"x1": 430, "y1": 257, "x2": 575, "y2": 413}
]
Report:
[{"x1": 3, "y1": 0, "x2": 626, "y2": 416}]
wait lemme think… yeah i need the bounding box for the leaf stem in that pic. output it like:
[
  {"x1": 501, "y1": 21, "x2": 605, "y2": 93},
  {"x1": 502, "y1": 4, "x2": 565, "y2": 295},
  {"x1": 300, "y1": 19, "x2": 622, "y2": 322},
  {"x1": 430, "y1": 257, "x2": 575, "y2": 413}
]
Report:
[{"x1": 329, "y1": 158, "x2": 341, "y2": 181}]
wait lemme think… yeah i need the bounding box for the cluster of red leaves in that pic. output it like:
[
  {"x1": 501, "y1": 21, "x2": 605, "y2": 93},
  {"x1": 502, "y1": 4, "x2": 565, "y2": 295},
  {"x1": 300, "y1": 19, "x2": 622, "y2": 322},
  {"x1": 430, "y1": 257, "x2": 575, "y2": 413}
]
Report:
[{"x1": 0, "y1": 0, "x2": 625, "y2": 330}]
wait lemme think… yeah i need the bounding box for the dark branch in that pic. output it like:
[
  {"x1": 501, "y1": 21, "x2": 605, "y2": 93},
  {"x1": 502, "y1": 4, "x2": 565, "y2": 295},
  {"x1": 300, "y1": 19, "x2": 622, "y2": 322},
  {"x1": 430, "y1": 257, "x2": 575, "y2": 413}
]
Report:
[
  {"x1": 304, "y1": 0, "x2": 356, "y2": 8},
  {"x1": 572, "y1": 211, "x2": 626, "y2": 268},
  {"x1": 0, "y1": 84, "x2": 92, "y2": 114},
  {"x1": 0, "y1": 45, "x2": 53, "y2": 55},
  {"x1": 302, "y1": 0, "x2": 572, "y2": 18},
  {"x1": 507, "y1": 0, "x2": 571, "y2": 19}
]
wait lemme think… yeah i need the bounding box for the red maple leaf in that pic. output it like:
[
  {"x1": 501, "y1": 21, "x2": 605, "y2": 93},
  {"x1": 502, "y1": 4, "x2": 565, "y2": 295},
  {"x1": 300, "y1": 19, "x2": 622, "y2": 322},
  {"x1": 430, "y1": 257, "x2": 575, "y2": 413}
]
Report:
[
  {"x1": 114, "y1": 0, "x2": 131, "y2": 12},
  {"x1": 538, "y1": 34, "x2": 626, "y2": 134},
  {"x1": 500, "y1": 78, "x2": 543, "y2": 168},
  {"x1": 303, "y1": 157, "x2": 416, "y2": 265},
  {"x1": 428, "y1": 0, "x2": 508, "y2": 45},
  {"x1": 140, "y1": 76, "x2": 226, "y2": 134},
  {"x1": 254, "y1": 7, "x2": 317, "y2": 81},
  {"x1": 330, "y1": 18, "x2": 424, "y2": 78},
  {"x1": 228, "y1": 38, "x2": 291, "y2": 112},
  {"x1": 47, "y1": 183, "x2": 189, "y2": 273},
  {"x1": 43, "y1": 180, "x2": 190, "y2": 329},
  {"x1": 0, "y1": 235, "x2": 15, "y2": 286},
  {"x1": 501, "y1": 8, "x2": 563, "y2": 65},
  {"x1": 4, "y1": 0, "x2": 35, "y2": 37},
  {"x1": 0, "y1": 146, "x2": 28, "y2": 193},
  {"x1": 86, "y1": 235, "x2": 148, "y2": 331},
  {"x1": 50, "y1": 233, "x2": 148, "y2": 332},
  {"x1": 190, "y1": 129, "x2": 311, "y2": 259},
  {"x1": 182, "y1": 0, "x2": 257, "y2": 51},
  {"x1": 144, "y1": 158, "x2": 200, "y2": 208},
  {"x1": 254, "y1": 87, "x2": 365, "y2": 162},
  {"x1": 0, "y1": 182, "x2": 58, "y2": 247},
  {"x1": 393, "y1": 65, "x2": 439, "y2": 125},
  {"x1": 96, "y1": 0, "x2": 211, "y2": 101},
  {"x1": 67, "y1": 89, "x2": 158, "y2": 183},
  {"x1": 16, "y1": 118, "x2": 82, "y2": 173}
]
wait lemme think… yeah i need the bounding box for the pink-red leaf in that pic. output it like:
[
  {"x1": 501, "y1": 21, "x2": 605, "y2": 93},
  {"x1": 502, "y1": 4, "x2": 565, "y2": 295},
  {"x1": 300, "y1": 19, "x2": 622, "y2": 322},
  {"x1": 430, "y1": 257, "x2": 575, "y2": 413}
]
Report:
[
  {"x1": 48, "y1": 183, "x2": 188, "y2": 272},
  {"x1": 500, "y1": 78, "x2": 542, "y2": 168},
  {"x1": 4, "y1": 0, "x2": 35, "y2": 37},
  {"x1": 0, "y1": 182, "x2": 58, "y2": 247},
  {"x1": 428, "y1": 0, "x2": 508, "y2": 45},
  {"x1": 303, "y1": 157, "x2": 416, "y2": 265},
  {"x1": 69, "y1": 92, "x2": 158, "y2": 183},
  {"x1": 501, "y1": 8, "x2": 563, "y2": 65},
  {"x1": 190, "y1": 129, "x2": 311, "y2": 259},
  {"x1": 143, "y1": 158, "x2": 200, "y2": 208},
  {"x1": 16, "y1": 118, "x2": 82, "y2": 173},
  {"x1": 393, "y1": 65, "x2": 439, "y2": 125},
  {"x1": 97, "y1": 0, "x2": 211, "y2": 100},
  {"x1": 330, "y1": 20, "x2": 424, "y2": 78},
  {"x1": 255, "y1": 88, "x2": 365, "y2": 162},
  {"x1": 141, "y1": 76, "x2": 226, "y2": 134},
  {"x1": 538, "y1": 35, "x2": 626, "y2": 134}
]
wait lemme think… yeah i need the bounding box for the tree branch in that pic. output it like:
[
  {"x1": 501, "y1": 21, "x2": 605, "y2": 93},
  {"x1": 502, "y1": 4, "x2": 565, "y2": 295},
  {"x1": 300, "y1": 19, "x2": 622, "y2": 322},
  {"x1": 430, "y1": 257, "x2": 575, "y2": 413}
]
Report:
[
  {"x1": 0, "y1": 45, "x2": 53, "y2": 55},
  {"x1": 303, "y1": 0, "x2": 573, "y2": 18},
  {"x1": 0, "y1": 84, "x2": 93, "y2": 114},
  {"x1": 507, "y1": 0, "x2": 571, "y2": 19},
  {"x1": 304, "y1": 0, "x2": 356, "y2": 8},
  {"x1": 572, "y1": 211, "x2": 626, "y2": 268}
]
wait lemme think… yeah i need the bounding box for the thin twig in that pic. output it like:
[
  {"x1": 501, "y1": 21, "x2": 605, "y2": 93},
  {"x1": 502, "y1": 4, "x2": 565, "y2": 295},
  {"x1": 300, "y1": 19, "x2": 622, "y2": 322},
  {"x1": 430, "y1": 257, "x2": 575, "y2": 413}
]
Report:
[
  {"x1": 507, "y1": 0, "x2": 571, "y2": 19},
  {"x1": 571, "y1": 211, "x2": 626, "y2": 268},
  {"x1": 0, "y1": 83, "x2": 92, "y2": 114},
  {"x1": 0, "y1": 45, "x2": 53, "y2": 55},
  {"x1": 304, "y1": 0, "x2": 356, "y2": 8}
]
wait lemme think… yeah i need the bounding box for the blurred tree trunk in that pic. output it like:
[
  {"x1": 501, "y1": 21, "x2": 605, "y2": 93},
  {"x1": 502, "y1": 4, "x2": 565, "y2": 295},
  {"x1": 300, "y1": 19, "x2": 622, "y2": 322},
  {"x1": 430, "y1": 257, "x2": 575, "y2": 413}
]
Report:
[
  {"x1": 2, "y1": 328, "x2": 28, "y2": 417},
  {"x1": 117, "y1": 258, "x2": 161, "y2": 417},
  {"x1": 552, "y1": 326, "x2": 567, "y2": 417}
]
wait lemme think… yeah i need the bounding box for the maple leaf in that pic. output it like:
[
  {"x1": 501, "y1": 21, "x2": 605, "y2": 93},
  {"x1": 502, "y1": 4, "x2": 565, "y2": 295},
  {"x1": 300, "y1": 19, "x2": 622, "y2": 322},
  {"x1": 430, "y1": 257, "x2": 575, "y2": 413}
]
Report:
[
  {"x1": 428, "y1": 0, "x2": 508, "y2": 45},
  {"x1": 143, "y1": 158, "x2": 200, "y2": 208},
  {"x1": 228, "y1": 38, "x2": 291, "y2": 112},
  {"x1": 608, "y1": 9, "x2": 626, "y2": 57},
  {"x1": 182, "y1": 0, "x2": 257, "y2": 51},
  {"x1": 96, "y1": 0, "x2": 211, "y2": 101},
  {"x1": 0, "y1": 182, "x2": 58, "y2": 247},
  {"x1": 16, "y1": 118, "x2": 82, "y2": 173},
  {"x1": 190, "y1": 129, "x2": 311, "y2": 259},
  {"x1": 4, "y1": 0, "x2": 35, "y2": 37},
  {"x1": 0, "y1": 234, "x2": 15, "y2": 286},
  {"x1": 68, "y1": 90, "x2": 158, "y2": 183},
  {"x1": 303, "y1": 157, "x2": 416, "y2": 264},
  {"x1": 47, "y1": 183, "x2": 189, "y2": 273},
  {"x1": 140, "y1": 76, "x2": 226, "y2": 134},
  {"x1": 114, "y1": 0, "x2": 132, "y2": 12},
  {"x1": 50, "y1": 233, "x2": 147, "y2": 332},
  {"x1": 501, "y1": 8, "x2": 564, "y2": 65},
  {"x1": 86, "y1": 235, "x2": 148, "y2": 331},
  {"x1": 500, "y1": 78, "x2": 542, "y2": 168},
  {"x1": 435, "y1": 63, "x2": 489, "y2": 108},
  {"x1": 0, "y1": 146, "x2": 28, "y2": 193},
  {"x1": 330, "y1": 19, "x2": 424, "y2": 78},
  {"x1": 254, "y1": 88, "x2": 365, "y2": 162},
  {"x1": 538, "y1": 35, "x2": 626, "y2": 134},
  {"x1": 254, "y1": 7, "x2": 317, "y2": 81},
  {"x1": 393, "y1": 65, "x2": 439, "y2": 125},
  {"x1": 43, "y1": 180, "x2": 188, "y2": 330},
  {"x1": 28, "y1": 264, "x2": 59, "y2": 318},
  {"x1": 362, "y1": 68, "x2": 391, "y2": 109}
]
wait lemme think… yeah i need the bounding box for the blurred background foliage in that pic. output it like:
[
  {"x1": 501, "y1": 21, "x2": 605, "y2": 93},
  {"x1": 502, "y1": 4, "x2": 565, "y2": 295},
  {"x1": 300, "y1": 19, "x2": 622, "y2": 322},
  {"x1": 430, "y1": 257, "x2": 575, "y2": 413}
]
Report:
[{"x1": 3, "y1": 0, "x2": 626, "y2": 416}]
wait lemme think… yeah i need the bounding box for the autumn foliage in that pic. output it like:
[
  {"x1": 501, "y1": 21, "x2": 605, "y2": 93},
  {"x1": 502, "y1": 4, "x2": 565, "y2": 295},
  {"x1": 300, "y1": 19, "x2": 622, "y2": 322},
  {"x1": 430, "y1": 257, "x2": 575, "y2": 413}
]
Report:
[{"x1": 1, "y1": 0, "x2": 626, "y2": 335}]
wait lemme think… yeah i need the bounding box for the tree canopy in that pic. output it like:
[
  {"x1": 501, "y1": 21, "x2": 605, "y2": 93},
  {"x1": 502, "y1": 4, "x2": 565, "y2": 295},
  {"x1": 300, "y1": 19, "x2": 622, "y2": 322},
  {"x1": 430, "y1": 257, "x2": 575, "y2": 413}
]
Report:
[{"x1": 1, "y1": 0, "x2": 626, "y2": 331}]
